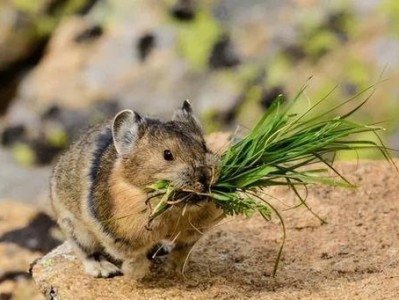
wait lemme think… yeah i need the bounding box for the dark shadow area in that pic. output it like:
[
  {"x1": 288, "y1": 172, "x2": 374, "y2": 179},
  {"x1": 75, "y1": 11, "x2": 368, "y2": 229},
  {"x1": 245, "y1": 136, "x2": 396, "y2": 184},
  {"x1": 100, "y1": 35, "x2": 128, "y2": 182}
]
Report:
[
  {"x1": 0, "y1": 271, "x2": 31, "y2": 284},
  {"x1": 260, "y1": 86, "x2": 285, "y2": 109},
  {"x1": 137, "y1": 33, "x2": 156, "y2": 62},
  {"x1": 44, "y1": 0, "x2": 99, "y2": 16},
  {"x1": 0, "y1": 213, "x2": 62, "y2": 253},
  {"x1": 209, "y1": 34, "x2": 240, "y2": 69},
  {"x1": 0, "y1": 39, "x2": 47, "y2": 115},
  {"x1": 0, "y1": 293, "x2": 12, "y2": 300},
  {"x1": 76, "y1": 0, "x2": 101, "y2": 15},
  {"x1": 170, "y1": 0, "x2": 196, "y2": 21},
  {"x1": 1, "y1": 125, "x2": 26, "y2": 146},
  {"x1": 74, "y1": 24, "x2": 104, "y2": 43}
]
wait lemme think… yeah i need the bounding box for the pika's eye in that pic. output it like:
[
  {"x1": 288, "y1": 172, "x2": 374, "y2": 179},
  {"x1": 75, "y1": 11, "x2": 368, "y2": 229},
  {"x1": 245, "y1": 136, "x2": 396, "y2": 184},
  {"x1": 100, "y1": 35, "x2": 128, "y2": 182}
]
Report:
[{"x1": 163, "y1": 150, "x2": 174, "y2": 161}]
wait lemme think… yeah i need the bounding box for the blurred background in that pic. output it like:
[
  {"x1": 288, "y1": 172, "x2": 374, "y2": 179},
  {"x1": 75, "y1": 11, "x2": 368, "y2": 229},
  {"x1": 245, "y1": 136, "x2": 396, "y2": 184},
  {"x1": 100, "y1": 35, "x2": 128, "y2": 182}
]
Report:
[{"x1": 0, "y1": 0, "x2": 398, "y2": 298}]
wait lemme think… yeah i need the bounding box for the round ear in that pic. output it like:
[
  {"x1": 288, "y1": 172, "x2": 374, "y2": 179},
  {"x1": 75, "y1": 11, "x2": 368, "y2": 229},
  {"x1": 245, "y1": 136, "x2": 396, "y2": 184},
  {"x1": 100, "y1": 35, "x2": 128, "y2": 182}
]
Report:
[
  {"x1": 172, "y1": 100, "x2": 203, "y2": 134},
  {"x1": 112, "y1": 109, "x2": 145, "y2": 154}
]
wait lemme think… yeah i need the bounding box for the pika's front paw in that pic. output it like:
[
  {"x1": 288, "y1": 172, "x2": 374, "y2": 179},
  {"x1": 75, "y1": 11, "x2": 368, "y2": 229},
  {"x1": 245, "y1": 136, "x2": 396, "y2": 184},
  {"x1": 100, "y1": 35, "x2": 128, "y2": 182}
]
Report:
[
  {"x1": 122, "y1": 258, "x2": 150, "y2": 280},
  {"x1": 83, "y1": 259, "x2": 121, "y2": 278}
]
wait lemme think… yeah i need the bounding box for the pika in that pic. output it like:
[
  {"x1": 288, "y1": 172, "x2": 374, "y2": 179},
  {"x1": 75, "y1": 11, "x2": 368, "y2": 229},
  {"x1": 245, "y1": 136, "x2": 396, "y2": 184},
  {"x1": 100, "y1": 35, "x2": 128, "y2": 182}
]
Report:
[{"x1": 50, "y1": 101, "x2": 223, "y2": 279}]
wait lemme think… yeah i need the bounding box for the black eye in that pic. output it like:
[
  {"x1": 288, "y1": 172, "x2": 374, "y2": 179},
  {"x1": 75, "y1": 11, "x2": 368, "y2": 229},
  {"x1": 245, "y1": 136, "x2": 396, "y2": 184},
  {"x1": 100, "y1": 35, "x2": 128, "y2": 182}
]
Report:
[{"x1": 163, "y1": 150, "x2": 174, "y2": 161}]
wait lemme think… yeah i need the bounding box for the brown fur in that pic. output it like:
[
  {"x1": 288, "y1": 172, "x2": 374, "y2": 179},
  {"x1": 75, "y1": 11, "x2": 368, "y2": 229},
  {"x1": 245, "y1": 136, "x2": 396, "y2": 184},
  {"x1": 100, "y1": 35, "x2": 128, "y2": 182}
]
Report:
[{"x1": 50, "y1": 101, "x2": 224, "y2": 279}]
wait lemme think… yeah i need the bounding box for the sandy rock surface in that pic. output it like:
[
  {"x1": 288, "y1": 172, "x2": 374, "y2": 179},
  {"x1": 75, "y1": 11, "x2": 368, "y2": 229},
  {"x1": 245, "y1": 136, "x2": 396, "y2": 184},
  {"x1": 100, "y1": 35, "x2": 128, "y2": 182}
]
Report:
[{"x1": 32, "y1": 160, "x2": 399, "y2": 299}]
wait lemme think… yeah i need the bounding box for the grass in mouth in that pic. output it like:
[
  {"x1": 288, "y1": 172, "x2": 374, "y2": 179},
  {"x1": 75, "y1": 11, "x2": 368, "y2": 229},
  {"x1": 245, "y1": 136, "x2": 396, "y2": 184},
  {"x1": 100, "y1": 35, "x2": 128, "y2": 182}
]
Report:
[{"x1": 146, "y1": 83, "x2": 396, "y2": 276}]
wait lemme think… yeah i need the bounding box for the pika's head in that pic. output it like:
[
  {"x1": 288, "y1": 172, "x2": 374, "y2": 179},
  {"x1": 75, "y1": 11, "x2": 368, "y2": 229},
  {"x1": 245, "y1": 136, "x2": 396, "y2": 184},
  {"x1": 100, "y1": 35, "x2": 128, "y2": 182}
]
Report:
[{"x1": 111, "y1": 100, "x2": 218, "y2": 194}]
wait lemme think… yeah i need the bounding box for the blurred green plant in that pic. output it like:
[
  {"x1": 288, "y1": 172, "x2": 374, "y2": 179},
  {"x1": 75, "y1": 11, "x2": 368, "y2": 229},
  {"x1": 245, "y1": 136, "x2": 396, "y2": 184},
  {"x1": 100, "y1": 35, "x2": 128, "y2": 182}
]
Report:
[
  {"x1": 172, "y1": 9, "x2": 221, "y2": 71},
  {"x1": 380, "y1": 0, "x2": 399, "y2": 36},
  {"x1": 345, "y1": 57, "x2": 371, "y2": 90},
  {"x1": 296, "y1": 6, "x2": 356, "y2": 60},
  {"x1": 12, "y1": 0, "x2": 42, "y2": 13},
  {"x1": 303, "y1": 29, "x2": 339, "y2": 58},
  {"x1": 266, "y1": 54, "x2": 292, "y2": 88},
  {"x1": 46, "y1": 128, "x2": 68, "y2": 148},
  {"x1": 12, "y1": 143, "x2": 35, "y2": 167}
]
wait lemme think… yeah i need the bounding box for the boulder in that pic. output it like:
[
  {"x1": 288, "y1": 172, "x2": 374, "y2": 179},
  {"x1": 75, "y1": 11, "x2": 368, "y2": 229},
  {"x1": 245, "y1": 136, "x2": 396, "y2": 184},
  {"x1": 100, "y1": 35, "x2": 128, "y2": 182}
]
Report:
[{"x1": 32, "y1": 161, "x2": 399, "y2": 299}]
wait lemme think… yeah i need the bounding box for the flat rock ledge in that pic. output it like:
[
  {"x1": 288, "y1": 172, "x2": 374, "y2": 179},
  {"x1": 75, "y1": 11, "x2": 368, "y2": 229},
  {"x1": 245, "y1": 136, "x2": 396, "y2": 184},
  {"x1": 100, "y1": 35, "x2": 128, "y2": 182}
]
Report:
[{"x1": 32, "y1": 161, "x2": 399, "y2": 300}]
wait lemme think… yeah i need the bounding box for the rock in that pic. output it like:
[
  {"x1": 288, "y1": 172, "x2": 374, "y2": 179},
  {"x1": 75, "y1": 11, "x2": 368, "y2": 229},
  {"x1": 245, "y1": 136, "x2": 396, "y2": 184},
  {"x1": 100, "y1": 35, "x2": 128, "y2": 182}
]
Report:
[
  {"x1": 32, "y1": 161, "x2": 399, "y2": 299},
  {"x1": 0, "y1": 0, "x2": 100, "y2": 113},
  {"x1": 0, "y1": 201, "x2": 62, "y2": 300},
  {"x1": 0, "y1": 148, "x2": 51, "y2": 203}
]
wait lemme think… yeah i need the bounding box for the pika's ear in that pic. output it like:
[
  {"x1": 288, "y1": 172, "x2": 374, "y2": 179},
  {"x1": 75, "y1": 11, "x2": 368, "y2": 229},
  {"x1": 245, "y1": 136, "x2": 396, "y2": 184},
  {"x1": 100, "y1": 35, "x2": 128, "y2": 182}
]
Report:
[
  {"x1": 112, "y1": 109, "x2": 145, "y2": 154},
  {"x1": 172, "y1": 100, "x2": 202, "y2": 134}
]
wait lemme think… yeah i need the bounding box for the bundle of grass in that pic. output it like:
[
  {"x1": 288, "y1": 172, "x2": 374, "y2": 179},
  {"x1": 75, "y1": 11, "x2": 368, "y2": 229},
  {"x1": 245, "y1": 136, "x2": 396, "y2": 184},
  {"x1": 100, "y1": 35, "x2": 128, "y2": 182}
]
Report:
[{"x1": 146, "y1": 84, "x2": 395, "y2": 275}]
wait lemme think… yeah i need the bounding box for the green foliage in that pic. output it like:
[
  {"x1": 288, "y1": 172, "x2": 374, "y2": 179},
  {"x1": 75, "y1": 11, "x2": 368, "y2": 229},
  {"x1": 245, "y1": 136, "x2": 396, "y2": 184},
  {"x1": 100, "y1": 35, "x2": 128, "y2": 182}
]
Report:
[
  {"x1": 211, "y1": 192, "x2": 271, "y2": 220},
  {"x1": 215, "y1": 88, "x2": 389, "y2": 191},
  {"x1": 173, "y1": 10, "x2": 221, "y2": 71},
  {"x1": 211, "y1": 85, "x2": 392, "y2": 224}
]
